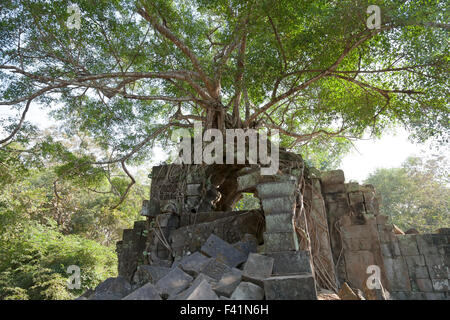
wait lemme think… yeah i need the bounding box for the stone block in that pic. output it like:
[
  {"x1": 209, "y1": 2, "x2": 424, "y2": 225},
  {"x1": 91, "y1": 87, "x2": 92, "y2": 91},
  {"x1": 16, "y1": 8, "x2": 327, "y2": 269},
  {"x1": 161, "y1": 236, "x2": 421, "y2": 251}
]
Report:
[
  {"x1": 398, "y1": 235, "x2": 420, "y2": 256},
  {"x1": 348, "y1": 192, "x2": 364, "y2": 205},
  {"x1": 343, "y1": 237, "x2": 373, "y2": 251},
  {"x1": 263, "y1": 274, "x2": 317, "y2": 300},
  {"x1": 201, "y1": 234, "x2": 248, "y2": 268},
  {"x1": 415, "y1": 278, "x2": 433, "y2": 292},
  {"x1": 133, "y1": 265, "x2": 171, "y2": 285},
  {"x1": 432, "y1": 279, "x2": 449, "y2": 292},
  {"x1": 416, "y1": 234, "x2": 439, "y2": 256},
  {"x1": 256, "y1": 181, "x2": 296, "y2": 199},
  {"x1": 155, "y1": 267, "x2": 193, "y2": 298},
  {"x1": 438, "y1": 228, "x2": 450, "y2": 235},
  {"x1": 380, "y1": 242, "x2": 401, "y2": 258},
  {"x1": 242, "y1": 253, "x2": 274, "y2": 286},
  {"x1": 230, "y1": 282, "x2": 264, "y2": 300},
  {"x1": 267, "y1": 250, "x2": 312, "y2": 275},
  {"x1": 424, "y1": 255, "x2": 449, "y2": 279},
  {"x1": 321, "y1": 170, "x2": 345, "y2": 185},
  {"x1": 265, "y1": 213, "x2": 295, "y2": 233},
  {"x1": 90, "y1": 277, "x2": 133, "y2": 300},
  {"x1": 237, "y1": 171, "x2": 261, "y2": 192},
  {"x1": 184, "y1": 279, "x2": 219, "y2": 300},
  {"x1": 168, "y1": 273, "x2": 218, "y2": 300},
  {"x1": 383, "y1": 257, "x2": 412, "y2": 292},
  {"x1": 122, "y1": 283, "x2": 162, "y2": 300},
  {"x1": 345, "y1": 182, "x2": 360, "y2": 193},
  {"x1": 322, "y1": 183, "x2": 346, "y2": 194},
  {"x1": 200, "y1": 258, "x2": 233, "y2": 281},
  {"x1": 213, "y1": 268, "x2": 242, "y2": 297},
  {"x1": 233, "y1": 234, "x2": 258, "y2": 258},
  {"x1": 261, "y1": 196, "x2": 296, "y2": 215},
  {"x1": 340, "y1": 224, "x2": 378, "y2": 239},
  {"x1": 175, "y1": 252, "x2": 212, "y2": 277},
  {"x1": 170, "y1": 210, "x2": 264, "y2": 260},
  {"x1": 263, "y1": 232, "x2": 299, "y2": 252}
]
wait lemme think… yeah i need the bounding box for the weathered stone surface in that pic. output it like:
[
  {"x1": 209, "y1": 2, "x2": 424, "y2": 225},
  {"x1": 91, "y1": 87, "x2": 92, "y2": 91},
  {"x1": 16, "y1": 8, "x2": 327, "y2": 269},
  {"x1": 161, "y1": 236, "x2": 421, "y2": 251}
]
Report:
[
  {"x1": 321, "y1": 183, "x2": 346, "y2": 194},
  {"x1": 437, "y1": 228, "x2": 450, "y2": 235},
  {"x1": 116, "y1": 223, "x2": 147, "y2": 282},
  {"x1": 242, "y1": 253, "x2": 274, "y2": 286},
  {"x1": 237, "y1": 170, "x2": 261, "y2": 192},
  {"x1": 175, "y1": 252, "x2": 212, "y2": 277},
  {"x1": 383, "y1": 257, "x2": 412, "y2": 291},
  {"x1": 230, "y1": 281, "x2": 264, "y2": 300},
  {"x1": 200, "y1": 258, "x2": 233, "y2": 281},
  {"x1": 321, "y1": 170, "x2": 345, "y2": 185},
  {"x1": 233, "y1": 234, "x2": 258, "y2": 258},
  {"x1": 184, "y1": 279, "x2": 219, "y2": 300},
  {"x1": 265, "y1": 213, "x2": 294, "y2": 233},
  {"x1": 133, "y1": 265, "x2": 171, "y2": 285},
  {"x1": 415, "y1": 278, "x2": 433, "y2": 292},
  {"x1": 201, "y1": 234, "x2": 248, "y2": 268},
  {"x1": 344, "y1": 250, "x2": 377, "y2": 291},
  {"x1": 170, "y1": 210, "x2": 264, "y2": 260},
  {"x1": 155, "y1": 267, "x2": 193, "y2": 298},
  {"x1": 431, "y1": 279, "x2": 449, "y2": 292},
  {"x1": 256, "y1": 181, "x2": 296, "y2": 199},
  {"x1": 213, "y1": 268, "x2": 242, "y2": 297},
  {"x1": 380, "y1": 241, "x2": 401, "y2": 258},
  {"x1": 264, "y1": 274, "x2": 317, "y2": 300},
  {"x1": 267, "y1": 250, "x2": 312, "y2": 275},
  {"x1": 416, "y1": 234, "x2": 440, "y2": 256},
  {"x1": 424, "y1": 255, "x2": 449, "y2": 279},
  {"x1": 261, "y1": 197, "x2": 296, "y2": 215},
  {"x1": 168, "y1": 273, "x2": 218, "y2": 300},
  {"x1": 263, "y1": 232, "x2": 299, "y2": 252},
  {"x1": 122, "y1": 283, "x2": 162, "y2": 300},
  {"x1": 90, "y1": 277, "x2": 132, "y2": 300}
]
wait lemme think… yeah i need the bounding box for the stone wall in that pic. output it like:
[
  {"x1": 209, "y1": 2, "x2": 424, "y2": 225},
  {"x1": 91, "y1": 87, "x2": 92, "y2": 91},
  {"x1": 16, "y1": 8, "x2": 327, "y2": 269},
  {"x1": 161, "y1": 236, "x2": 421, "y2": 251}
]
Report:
[{"x1": 114, "y1": 154, "x2": 448, "y2": 300}]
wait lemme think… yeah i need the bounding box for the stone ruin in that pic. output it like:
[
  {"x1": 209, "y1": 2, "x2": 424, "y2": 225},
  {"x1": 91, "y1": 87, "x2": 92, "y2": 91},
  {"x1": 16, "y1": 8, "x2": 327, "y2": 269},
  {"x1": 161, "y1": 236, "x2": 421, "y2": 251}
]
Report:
[{"x1": 80, "y1": 149, "x2": 449, "y2": 300}]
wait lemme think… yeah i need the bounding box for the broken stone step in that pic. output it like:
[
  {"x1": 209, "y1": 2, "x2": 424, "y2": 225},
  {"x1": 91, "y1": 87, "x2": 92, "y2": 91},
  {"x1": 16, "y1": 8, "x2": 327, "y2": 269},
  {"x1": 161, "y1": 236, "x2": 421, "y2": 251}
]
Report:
[
  {"x1": 263, "y1": 231, "x2": 299, "y2": 252},
  {"x1": 200, "y1": 258, "x2": 233, "y2": 281},
  {"x1": 261, "y1": 197, "x2": 296, "y2": 215},
  {"x1": 263, "y1": 274, "x2": 317, "y2": 300},
  {"x1": 155, "y1": 267, "x2": 193, "y2": 299},
  {"x1": 242, "y1": 253, "x2": 274, "y2": 286},
  {"x1": 201, "y1": 234, "x2": 248, "y2": 268},
  {"x1": 173, "y1": 252, "x2": 212, "y2": 277},
  {"x1": 230, "y1": 281, "x2": 265, "y2": 300},
  {"x1": 266, "y1": 250, "x2": 313, "y2": 275},
  {"x1": 265, "y1": 213, "x2": 295, "y2": 233},
  {"x1": 213, "y1": 268, "x2": 242, "y2": 297},
  {"x1": 169, "y1": 274, "x2": 218, "y2": 300},
  {"x1": 122, "y1": 283, "x2": 162, "y2": 300},
  {"x1": 89, "y1": 276, "x2": 132, "y2": 300},
  {"x1": 256, "y1": 181, "x2": 296, "y2": 199},
  {"x1": 133, "y1": 265, "x2": 171, "y2": 285}
]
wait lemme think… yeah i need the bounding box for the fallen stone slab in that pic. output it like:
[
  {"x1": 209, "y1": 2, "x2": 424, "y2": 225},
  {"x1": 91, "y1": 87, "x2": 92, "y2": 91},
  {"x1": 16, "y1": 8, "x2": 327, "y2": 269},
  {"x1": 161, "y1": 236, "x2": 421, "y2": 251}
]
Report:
[
  {"x1": 133, "y1": 265, "x2": 171, "y2": 285},
  {"x1": 263, "y1": 274, "x2": 317, "y2": 300},
  {"x1": 174, "y1": 252, "x2": 212, "y2": 277},
  {"x1": 213, "y1": 268, "x2": 242, "y2": 297},
  {"x1": 201, "y1": 234, "x2": 248, "y2": 268},
  {"x1": 242, "y1": 253, "x2": 274, "y2": 286},
  {"x1": 185, "y1": 280, "x2": 219, "y2": 300},
  {"x1": 267, "y1": 250, "x2": 312, "y2": 275},
  {"x1": 200, "y1": 258, "x2": 233, "y2": 281},
  {"x1": 122, "y1": 283, "x2": 162, "y2": 300},
  {"x1": 230, "y1": 281, "x2": 264, "y2": 300},
  {"x1": 337, "y1": 282, "x2": 361, "y2": 300},
  {"x1": 89, "y1": 276, "x2": 132, "y2": 300},
  {"x1": 233, "y1": 234, "x2": 258, "y2": 258},
  {"x1": 169, "y1": 273, "x2": 218, "y2": 300},
  {"x1": 155, "y1": 267, "x2": 193, "y2": 299}
]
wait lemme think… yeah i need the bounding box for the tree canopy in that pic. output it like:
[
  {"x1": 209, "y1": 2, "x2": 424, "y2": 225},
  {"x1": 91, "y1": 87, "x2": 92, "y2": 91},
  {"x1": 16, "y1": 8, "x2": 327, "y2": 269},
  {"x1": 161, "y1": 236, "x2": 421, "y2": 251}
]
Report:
[
  {"x1": 1, "y1": 0, "x2": 449, "y2": 184},
  {"x1": 365, "y1": 154, "x2": 449, "y2": 233}
]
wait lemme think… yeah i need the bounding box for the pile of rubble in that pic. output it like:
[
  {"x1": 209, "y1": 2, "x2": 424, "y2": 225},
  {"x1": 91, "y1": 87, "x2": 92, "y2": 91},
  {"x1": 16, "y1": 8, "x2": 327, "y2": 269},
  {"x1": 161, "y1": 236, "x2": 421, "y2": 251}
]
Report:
[{"x1": 79, "y1": 233, "x2": 316, "y2": 300}]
